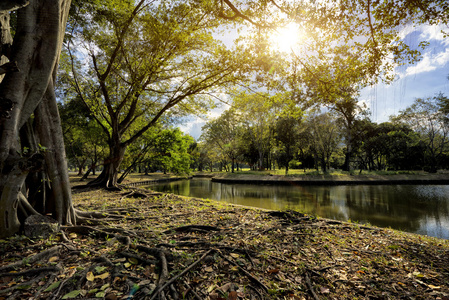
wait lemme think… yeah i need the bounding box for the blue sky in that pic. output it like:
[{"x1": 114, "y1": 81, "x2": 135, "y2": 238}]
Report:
[
  {"x1": 180, "y1": 23, "x2": 449, "y2": 139},
  {"x1": 361, "y1": 24, "x2": 449, "y2": 123}
]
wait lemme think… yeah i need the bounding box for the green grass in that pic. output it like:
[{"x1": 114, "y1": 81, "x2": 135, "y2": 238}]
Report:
[{"x1": 194, "y1": 168, "x2": 429, "y2": 177}]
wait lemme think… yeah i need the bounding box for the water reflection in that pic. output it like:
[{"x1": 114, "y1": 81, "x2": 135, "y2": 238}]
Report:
[{"x1": 146, "y1": 178, "x2": 449, "y2": 239}]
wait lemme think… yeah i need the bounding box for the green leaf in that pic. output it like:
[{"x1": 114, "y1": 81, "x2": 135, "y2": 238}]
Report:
[
  {"x1": 128, "y1": 257, "x2": 139, "y2": 265},
  {"x1": 44, "y1": 281, "x2": 61, "y2": 292},
  {"x1": 95, "y1": 291, "x2": 106, "y2": 298},
  {"x1": 62, "y1": 290, "x2": 81, "y2": 299},
  {"x1": 16, "y1": 284, "x2": 31, "y2": 290},
  {"x1": 95, "y1": 266, "x2": 107, "y2": 274}
]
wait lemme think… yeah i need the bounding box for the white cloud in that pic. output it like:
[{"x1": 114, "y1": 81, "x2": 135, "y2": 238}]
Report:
[
  {"x1": 419, "y1": 24, "x2": 449, "y2": 45},
  {"x1": 402, "y1": 47, "x2": 449, "y2": 77},
  {"x1": 435, "y1": 47, "x2": 449, "y2": 65},
  {"x1": 357, "y1": 98, "x2": 370, "y2": 110},
  {"x1": 398, "y1": 24, "x2": 448, "y2": 45},
  {"x1": 178, "y1": 118, "x2": 206, "y2": 139},
  {"x1": 398, "y1": 24, "x2": 417, "y2": 40},
  {"x1": 404, "y1": 55, "x2": 437, "y2": 76}
]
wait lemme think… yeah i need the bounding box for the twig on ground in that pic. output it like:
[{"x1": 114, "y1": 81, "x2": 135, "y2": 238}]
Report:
[
  {"x1": 150, "y1": 249, "x2": 214, "y2": 300},
  {"x1": 218, "y1": 251, "x2": 269, "y2": 292},
  {"x1": 305, "y1": 271, "x2": 320, "y2": 300},
  {"x1": 183, "y1": 282, "x2": 202, "y2": 300}
]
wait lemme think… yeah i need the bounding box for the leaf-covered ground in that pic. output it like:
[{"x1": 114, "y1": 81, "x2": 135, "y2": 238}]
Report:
[{"x1": 1, "y1": 179, "x2": 449, "y2": 299}]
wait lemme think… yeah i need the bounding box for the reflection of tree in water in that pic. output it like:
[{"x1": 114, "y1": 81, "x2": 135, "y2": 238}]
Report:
[
  {"x1": 147, "y1": 179, "x2": 449, "y2": 238},
  {"x1": 337, "y1": 185, "x2": 449, "y2": 235}
]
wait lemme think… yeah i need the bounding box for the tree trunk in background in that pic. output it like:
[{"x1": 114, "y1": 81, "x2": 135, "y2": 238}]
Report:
[
  {"x1": 88, "y1": 142, "x2": 126, "y2": 188},
  {"x1": 342, "y1": 127, "x2": 352, "y2": 171},
  {"x1": 0, "y1": 0, "x2": 73, "y2": 238}
]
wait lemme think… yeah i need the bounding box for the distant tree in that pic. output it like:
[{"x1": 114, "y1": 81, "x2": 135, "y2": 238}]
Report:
[
  {"x1": 145, "y1": 128, "x2": 194, "y2": 175},
  {"x1": 238, "y1": 127, "x2": 262, "y2": 170},
  {"x1": 233, "y1": 93, "x2": 277, "y2": 170},
  {"x1": 307, "y1": 113, "x2": 342, "y2": 172},
  {"x1": 59, "y1": 98, "x2": 106, "y2": 177},
  {"x1": 331, "y1": 96, "x2": 368, "y2": 171},
  {"x1": 392, "y1": 95, "x2": 449, "y2": 172},
  {"x1": 201, "y1": 109, "x2": 243, "y2": 173},
  {"x1": 191, "y1": 141, "x2": 214, "y2": 172},
  {"x1": 273, "y1": 116, "x2": 302, "y2": 174},
  {"x1": 352, "y1": 120, "x2": 422, "y2": 171}
]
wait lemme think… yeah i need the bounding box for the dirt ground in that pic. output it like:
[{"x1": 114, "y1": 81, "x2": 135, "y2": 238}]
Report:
[{"x1": 0, "y1": 175, "x2": 448, "y2": 299}]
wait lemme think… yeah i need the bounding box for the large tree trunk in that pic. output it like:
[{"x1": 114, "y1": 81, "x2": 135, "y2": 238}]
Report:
[
  {"x1": 0, "y1": 0, "x2": 73, "y2": 238},
  {"x1": 34, "y1": 85, "x2": 75, "y2": 224},
  {"x1": 88, "y1": 142, "x2": 126, "y2": 188}
]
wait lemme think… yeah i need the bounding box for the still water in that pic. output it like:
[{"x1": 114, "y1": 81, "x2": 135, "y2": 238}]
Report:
[{"x1": 146, "y1": 178, "x2": 449, "y2": 239}]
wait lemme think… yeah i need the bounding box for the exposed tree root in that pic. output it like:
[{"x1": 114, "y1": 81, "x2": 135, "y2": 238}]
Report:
[
  {"x1": 62, "y1": 225, "x2": 132, "y2": 246},
  {"x1": 0, "y1": 245, "x2": 62, "y2": 273},
  {"x1": 0, "y1": 266, "x2": 61, "y2": 279},
  {"x1": 163, "y1": 224, "x2": 221, "y2": 234},
  {"x1": 218, "y1": 250, "x2": 269, "y2": 293},
  {"x1": 150, "y1": 249, "x2": 214, "y2": 300},
  {"x1": 74, "y1": 209, "x2": 124, "y2": 219},
  {"x1": 0, "y1": 271, "x2": 53, "y2": 296},
  {"x1": 120, "y1": 190, "x2": 149, "y2": 199}
]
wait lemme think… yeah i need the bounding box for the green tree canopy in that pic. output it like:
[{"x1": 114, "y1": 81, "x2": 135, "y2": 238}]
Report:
[{"x1": 64, "y1": 0, "x2": 254, "y2": 187}]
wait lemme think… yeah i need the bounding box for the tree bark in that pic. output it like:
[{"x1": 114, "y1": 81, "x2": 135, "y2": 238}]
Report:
[
  {"x1": 88, "y1": 142, "x2": 126, "y2": 188},
  {"x1": 34, "y1": 84, "x2": 75, "y2": 225},
  {"x1": 0, "y1": 0, "x2": 73, "y2": 238}
]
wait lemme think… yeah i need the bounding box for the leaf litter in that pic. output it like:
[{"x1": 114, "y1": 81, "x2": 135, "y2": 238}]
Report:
[{"x1": 0, "y1": 184, "x2": 448, "y2": 299}]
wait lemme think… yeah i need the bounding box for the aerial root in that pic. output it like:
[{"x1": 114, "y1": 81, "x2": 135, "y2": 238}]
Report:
[{"x1": 17, "y1": 192, "x2": 41, "y2": 218}]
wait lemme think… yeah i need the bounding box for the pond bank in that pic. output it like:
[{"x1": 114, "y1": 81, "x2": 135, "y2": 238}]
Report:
[
  {"x1": 124, "y1": 175, "x2": 192, "y2": 187},
  {"x1": 210, "y1": 173, "x2": 449, "y2": 185}
]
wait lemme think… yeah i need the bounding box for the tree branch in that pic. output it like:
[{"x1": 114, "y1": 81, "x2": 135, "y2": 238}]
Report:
[
  {"x1": 0, "y1": 61, "x2": 18, "y2": 75},
  {"x1": 0, "y1": 0, "x2": 29, "y2": 12},
  {"x1": 367, "y1": 0, "x2": 379, "y2": 56},
  {"x1": 220, "y1": 0, "x2": 265, "y2": 27}
]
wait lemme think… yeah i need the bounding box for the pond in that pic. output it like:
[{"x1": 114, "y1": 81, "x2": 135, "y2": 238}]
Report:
[{"x1": 146, "y1": 178, "x2": 449, "y2": 239}]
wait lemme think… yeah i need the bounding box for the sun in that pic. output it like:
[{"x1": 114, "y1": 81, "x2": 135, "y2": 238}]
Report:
[{"x1": 270, "y1": 22, "x2": 303, "y2": 53}]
